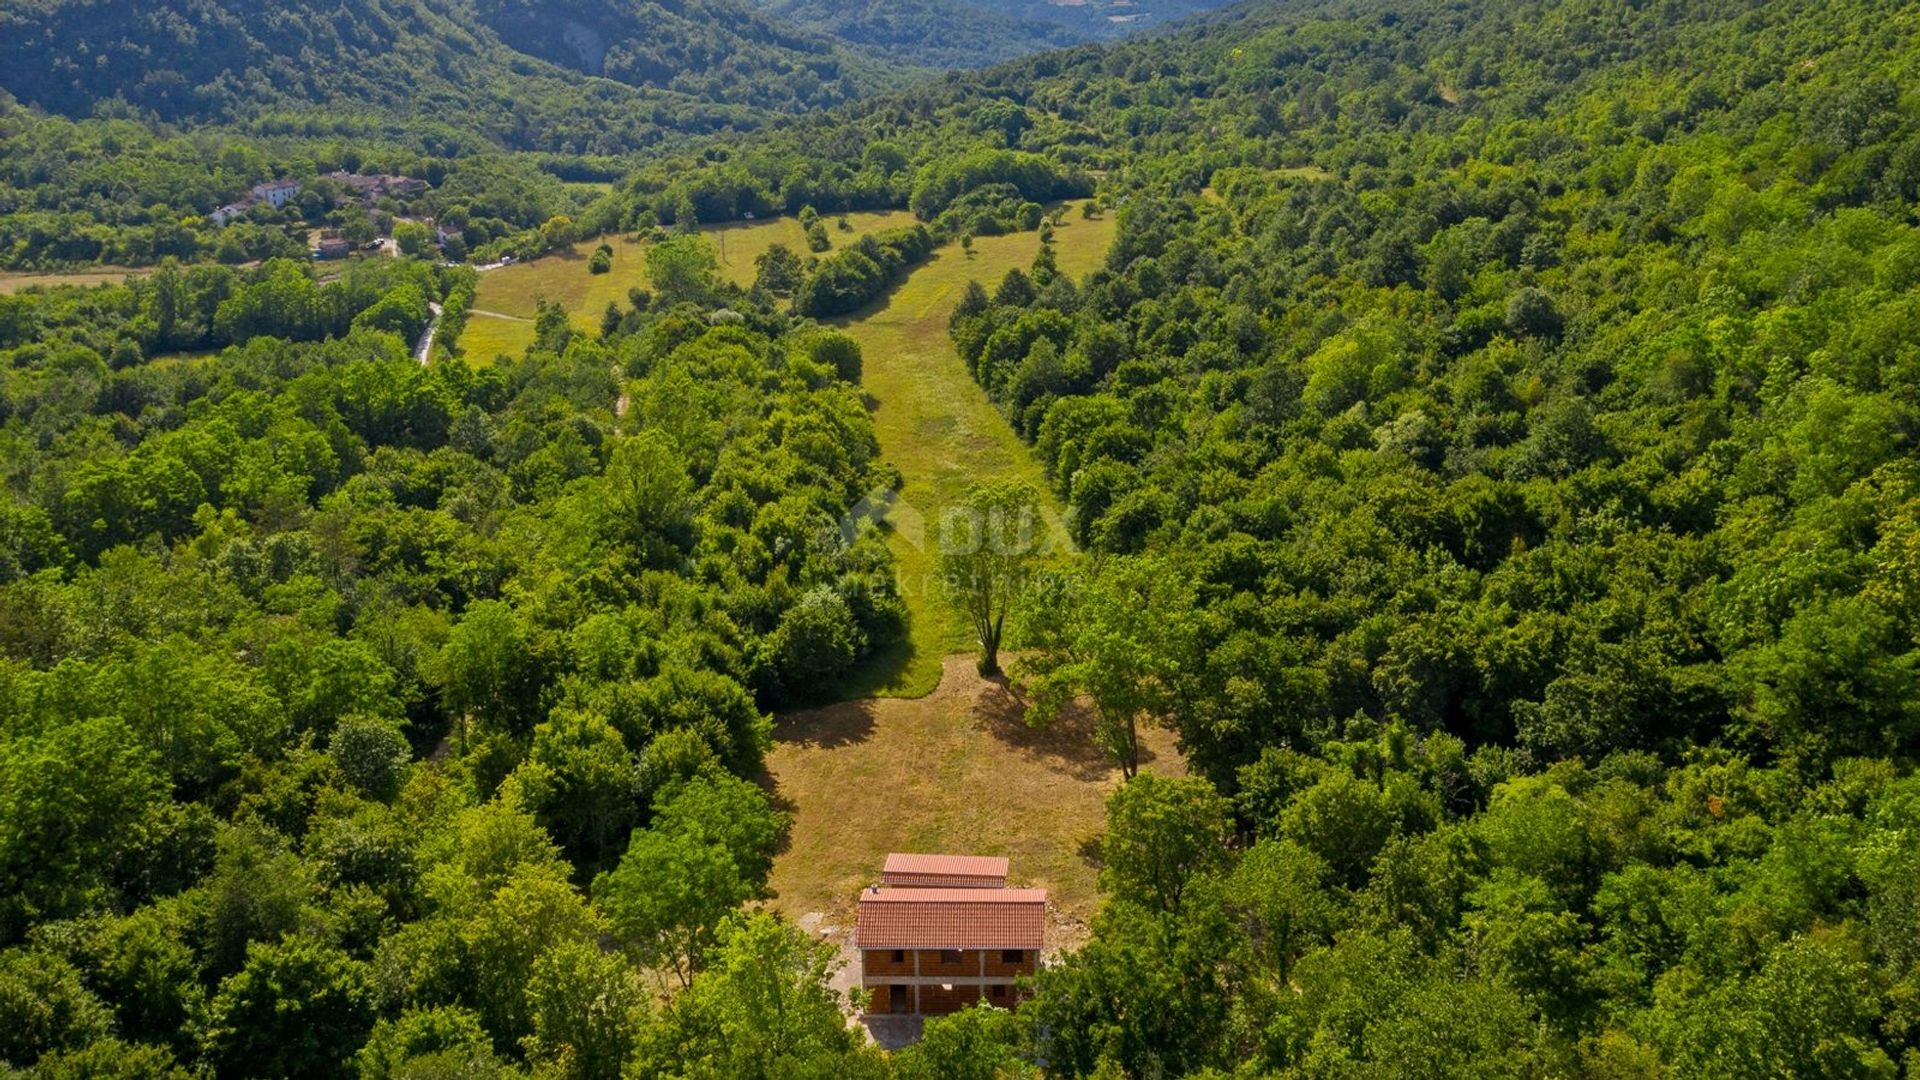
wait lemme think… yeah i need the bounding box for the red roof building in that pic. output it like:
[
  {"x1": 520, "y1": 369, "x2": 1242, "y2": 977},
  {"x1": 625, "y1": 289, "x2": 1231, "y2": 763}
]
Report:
[
  {"x1": 881, "y1": 852, "x2": 1010, "y2": 889},
  {"x1": 855, "y1": 855, "x2": 1044, "y2": 1016}
]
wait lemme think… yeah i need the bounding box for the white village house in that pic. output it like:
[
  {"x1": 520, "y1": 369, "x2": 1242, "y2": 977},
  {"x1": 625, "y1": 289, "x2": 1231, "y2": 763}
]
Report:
[{"x1": 210, "y1": 179, "x2": 302, "y2": 226}]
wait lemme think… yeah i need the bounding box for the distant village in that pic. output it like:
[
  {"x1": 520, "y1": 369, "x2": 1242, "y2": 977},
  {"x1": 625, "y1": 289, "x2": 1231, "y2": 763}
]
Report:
[{"x1": 210, "y1": 172, "x2": 450, "y2": 261}]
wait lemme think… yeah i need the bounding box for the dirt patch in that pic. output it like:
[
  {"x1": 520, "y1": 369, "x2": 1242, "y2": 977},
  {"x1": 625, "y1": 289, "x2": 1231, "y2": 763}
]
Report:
[{"x1": 763, "y1": 654, "x2": 1184, "y2": 952}]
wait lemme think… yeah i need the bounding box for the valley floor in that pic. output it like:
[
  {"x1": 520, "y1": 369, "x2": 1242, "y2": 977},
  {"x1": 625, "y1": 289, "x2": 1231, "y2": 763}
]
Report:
[
  {"x1": 759, "y1": 208, "x2": 1151, "y2": 993},
  {"x1": 461, "y1": 210, "x2": 920, "y2": 361},
  {"x1": 832, "y1": 203, "x2": 1116, "y2": 697}
]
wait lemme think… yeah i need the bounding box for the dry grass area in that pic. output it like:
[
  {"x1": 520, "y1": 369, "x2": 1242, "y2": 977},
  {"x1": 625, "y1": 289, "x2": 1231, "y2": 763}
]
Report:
[
  {"x1": 459, "y1": 209, "x2": 920, "y2": 363},
  {"x1": 763, "y1": 654, "x2": 1183, "y2": 950},
  {"x1": 830, "y1": 202, "x2": 1118, "y2": 697},
  {"x1": 0, "y1": 267, "x2": 150, "y2": 294}
]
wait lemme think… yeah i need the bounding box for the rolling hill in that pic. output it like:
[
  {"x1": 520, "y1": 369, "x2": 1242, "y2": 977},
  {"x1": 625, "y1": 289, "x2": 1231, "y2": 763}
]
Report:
[
  {"x1": 0, "y1": 0, "x2": 898, "y2": 152},
  {"x1": 758, "y1": 0, "x2": 1239, "y2": 68}
]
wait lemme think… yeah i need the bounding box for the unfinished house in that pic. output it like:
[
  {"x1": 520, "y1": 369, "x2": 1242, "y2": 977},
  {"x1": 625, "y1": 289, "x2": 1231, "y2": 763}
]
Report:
[{"x1": 854, "y1": 853, "x2": 1044, "y2": 1015}]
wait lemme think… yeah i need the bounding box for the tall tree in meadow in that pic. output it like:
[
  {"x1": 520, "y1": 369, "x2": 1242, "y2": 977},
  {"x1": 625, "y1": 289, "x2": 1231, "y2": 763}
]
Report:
[
  {"x1": 937, "y1": 480, "x2": 1046, "y2": 676},
  {"x1": 644, "y1": 234, "x2": 718, "y2": 305}
]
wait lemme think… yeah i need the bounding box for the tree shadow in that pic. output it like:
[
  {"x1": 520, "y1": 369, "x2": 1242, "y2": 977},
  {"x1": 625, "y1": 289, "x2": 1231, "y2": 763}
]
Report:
[
  {"x1": 820, "y1": 635, "x2": 920, "y2": 702},
  {"x1": 752, "y1": 777, "x2": 802, "y2": 860},
  {"x1": 772, "y1": 696, "x2": 880, "y2": 750},
  {"x1": 861, "y1": 1015, "x2": 925, "y2": 1051},
  {"x1": 1077, "y1": 833, "x2": 1104, "y2": 871},
  {"x1": 970, "y1": 672, "x2": 1145, "y2": 783}
]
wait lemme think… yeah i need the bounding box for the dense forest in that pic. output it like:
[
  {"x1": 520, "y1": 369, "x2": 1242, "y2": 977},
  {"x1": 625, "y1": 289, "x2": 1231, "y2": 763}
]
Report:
[
  {"x1": 758, "y1": 0, "x2": 1085, "y2": 69},
  {"x1": 4, "y1": 0, "x2": 1920, "y2": 1076},
  {"x1": 939, "y1": 0, "x2": 1920, "y2": 1072},
  {"x1": 1, "y1": 236, "x2": 909, "y2": 1075},
  {"x1": 0, "y1": 0, "x2": 891, "y2": 152},
  {"x1": 756, "y1": 0, "x2": 1237, "y2": 70}
]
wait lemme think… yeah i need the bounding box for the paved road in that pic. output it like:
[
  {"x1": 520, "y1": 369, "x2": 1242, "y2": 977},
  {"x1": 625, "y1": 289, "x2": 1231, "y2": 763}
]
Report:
[{"x1": 413, "y1": 301, "x2": 443, "y2": 364}]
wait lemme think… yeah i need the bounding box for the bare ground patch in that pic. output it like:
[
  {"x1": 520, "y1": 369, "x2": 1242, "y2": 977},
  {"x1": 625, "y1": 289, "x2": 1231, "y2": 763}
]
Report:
[{"x1": 763, "y1": 653, "x2": 1183, "y2": 959}]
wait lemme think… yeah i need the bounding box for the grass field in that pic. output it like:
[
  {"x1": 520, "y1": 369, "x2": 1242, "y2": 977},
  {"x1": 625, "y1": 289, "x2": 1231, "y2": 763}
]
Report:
[
  {"x1": 0, "y1": 267, "x2": 150, "y2": 294},
  {"x1": 763, "y1": 655, "x2": 1183, "y2": 945},
  {"x1": 459, "y1": 210, "x2": 920, "y2": 363},
  {"x1": 830, "y1": 203, "x2": 1118, "y2": 698}
]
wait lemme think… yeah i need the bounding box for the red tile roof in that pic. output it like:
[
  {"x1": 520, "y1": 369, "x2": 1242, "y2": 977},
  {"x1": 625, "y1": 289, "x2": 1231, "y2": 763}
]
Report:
[
  {"x1": 882, "y1": 852, "x2": 1010, "y2": 888},
  {"x1": 855, "y1": 887, "x2": 1047, "y2": 950}
]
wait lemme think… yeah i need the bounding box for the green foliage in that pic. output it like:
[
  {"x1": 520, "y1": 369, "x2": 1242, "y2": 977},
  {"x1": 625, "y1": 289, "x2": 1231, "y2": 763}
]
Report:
[
  {"x1": 0, "y1": 0, "x2": 894, "y2": 156},
  {"x1": 0, "y1": 716, "x2": 165, "y2": 939},
  {"x1": 895, "y1": 1005, "x2": 1034, "y2": 1080},
  {"x1": 0, "y1": 196, "x2": 897, "y2": 1074},
  {"x1": 0, "y1": 948, "x2": 113, "y2": 1068},
  {"x1": 198, "y1": 934, "x2": 374, "y2": 1079},
  {"x1": 1097, "y1": 774, "x2": 1231, "y2": 916},
  {"x1": 935, "y1": 479, "x2": 1044, "y2": 675},
  {"x1": 757, "y1": 586, "x2": 866, "y2": 702},
  {"x1": 793, "y1": 225, "x2": 934, "y2": 317},
  {"x1": 594, "y1": 824, "x2": 747, "y2": 988},
  {"x1": 907, "y1": 150, "x2": 1089, "y2": 222},
  {"x1": 328, "y1": 717, "x2": 412, "y2": 802},
  {"x1": 394, "y1": 221, "x2": 433, "y2": 259},
  {"x1": 9, "y1": 0, "x2": 1920, "y2": 1074},
  {"x1": 802, "y1": 329, "x2": 864, "y2": 382},
  {"x1": 754, "y1": 243, "x2": 806, "y2": 296},
  {"x1": 634, "y1": 912, "x2": 872, "y2": 1078},
  {"x1": 0, "y1": 118, "x2": 592, "y2": 270},
  {"x1": 645, "y1": 234, "x2": 721, "y2": 304},
  {"x1": 357, "y1": 1006, "x2": 507, "y2": 1079},
  {"x1": 1020, "y1": 556, "x2": 1198, "y2": 777}
]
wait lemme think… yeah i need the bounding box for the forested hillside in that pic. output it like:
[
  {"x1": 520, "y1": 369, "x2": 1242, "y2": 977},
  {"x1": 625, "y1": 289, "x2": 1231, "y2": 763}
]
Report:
[
  {"x1": 923, "y1": 0, "x2": 1920, "y2": 1072},
  {"x1": 0, "y1": 0, "x2": 891, "y2": 153},
  {"x1": 757, "y1": 0, "x2": 1083, "y2": 68},
  {"x1": 0, "y1": 108, "x2": 613, "y2": 269},
  {"x1": 3, "y1": 0, "x2": 1920, "y2": 1075},
  {"x1": 0, "y1": 243, "x2": 910, "y2": 1074},
  {"x1": 756, "y1": 0, "x2": 1237, "y2": 69}
]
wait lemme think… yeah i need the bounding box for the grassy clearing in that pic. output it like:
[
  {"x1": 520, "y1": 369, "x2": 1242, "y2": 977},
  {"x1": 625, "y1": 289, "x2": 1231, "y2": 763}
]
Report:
[
  {"x1": 460, "y1": 210, "x2": 920, "y2": 363},
  {"x1": 0, "y1": 267, "x2": 150, "y2": 294},
  {"x1": 830, "y1": 203, "x2": 1118, "y2": 698},
  {"x1": 764, "y1": 655, "x2": 1183, "y2": 942}
]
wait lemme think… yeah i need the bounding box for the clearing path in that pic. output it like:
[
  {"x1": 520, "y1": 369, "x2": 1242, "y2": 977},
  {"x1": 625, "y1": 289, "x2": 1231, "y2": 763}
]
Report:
[
  {"x1": 830, "y1": 204, "x2": 1118, "y2": 698},
  {"x1": 762, "y1": 208, "x2": 1138, "y2": 979}
]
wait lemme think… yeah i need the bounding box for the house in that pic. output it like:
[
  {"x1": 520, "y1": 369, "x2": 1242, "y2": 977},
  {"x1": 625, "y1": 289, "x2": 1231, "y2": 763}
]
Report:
[
  {"x1": 854, "y1": 853, "x2": 1044, "y2": 1016},
  {"x1": 252, "y1": 180, "x2": 301, "y2": 209},
  {"x1": 882, "y1": 852, "x2": 1010, "y2": 889},
  {"x1": 314, "y1": 237, "x2": 352, "y2": 260},
  {"x1": 211, "y1": 179, "x2": 302, "y2": 226}
]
